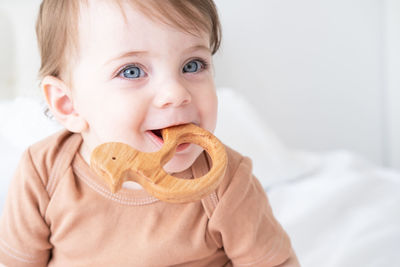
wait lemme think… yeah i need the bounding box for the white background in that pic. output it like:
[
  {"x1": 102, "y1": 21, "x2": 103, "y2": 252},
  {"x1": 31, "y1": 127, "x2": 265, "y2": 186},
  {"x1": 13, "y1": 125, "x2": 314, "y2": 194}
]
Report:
[
  {"x1": 0, "y1": 0, "x2": 399, "y2": 169},
  {"x1": 213, "y1": 0, "x2": 400, "y2": 169}
]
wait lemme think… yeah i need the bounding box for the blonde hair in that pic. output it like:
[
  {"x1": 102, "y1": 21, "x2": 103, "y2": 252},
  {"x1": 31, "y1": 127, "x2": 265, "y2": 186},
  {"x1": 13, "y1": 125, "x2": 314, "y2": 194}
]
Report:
[{"x1": 36, "y1": 0, "x2": 222, "y2": 83}]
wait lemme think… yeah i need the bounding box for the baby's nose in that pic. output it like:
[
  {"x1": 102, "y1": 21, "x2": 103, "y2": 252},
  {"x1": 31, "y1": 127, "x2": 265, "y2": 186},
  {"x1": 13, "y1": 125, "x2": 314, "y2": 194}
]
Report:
[{"x1": 153, "y1": 81, "x2": 192, "y2": 108}]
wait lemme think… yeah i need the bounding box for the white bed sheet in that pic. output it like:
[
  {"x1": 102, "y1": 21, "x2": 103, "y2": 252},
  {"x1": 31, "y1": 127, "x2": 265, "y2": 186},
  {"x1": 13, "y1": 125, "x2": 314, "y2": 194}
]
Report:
[
  {"x1": 0, "y1": 89, "x2": 399, "y2": 266},
  {"x1": 268, "y1": 150, "x2": 400, "y2": 266}
]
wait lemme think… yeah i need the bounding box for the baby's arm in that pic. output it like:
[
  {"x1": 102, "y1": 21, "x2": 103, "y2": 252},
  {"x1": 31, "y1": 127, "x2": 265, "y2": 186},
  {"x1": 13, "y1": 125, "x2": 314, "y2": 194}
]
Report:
[
  {"x1": 0, "y1": 149, "x2": 51, "y2": 266},
  {"x1": 276, "y1": 249, "x2": 300, "y2": 267},
  {"x1": 207, "y1": 152, "x2": 299, "y2": 266}
]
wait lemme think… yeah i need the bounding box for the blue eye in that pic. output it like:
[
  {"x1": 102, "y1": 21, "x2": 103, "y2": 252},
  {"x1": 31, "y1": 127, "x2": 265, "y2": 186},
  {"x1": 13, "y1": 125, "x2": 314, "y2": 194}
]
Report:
[
  {"x1": 120, "y1": 65, "x2": 145, "y2": 79},
  {"x1": 183, "y1": 60, "x2": 204, "y2": 73}
]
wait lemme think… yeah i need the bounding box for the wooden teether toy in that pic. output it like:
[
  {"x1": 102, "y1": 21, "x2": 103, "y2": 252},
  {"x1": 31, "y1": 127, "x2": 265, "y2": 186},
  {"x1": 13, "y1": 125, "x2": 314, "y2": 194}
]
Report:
[{"x1": 90, "y1": 123, "x2": 227, "y2": 203}]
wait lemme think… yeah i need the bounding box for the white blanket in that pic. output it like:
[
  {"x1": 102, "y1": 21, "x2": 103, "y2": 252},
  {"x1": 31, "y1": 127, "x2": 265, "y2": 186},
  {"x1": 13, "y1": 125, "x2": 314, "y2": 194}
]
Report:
[{"x1": 268, "y1": 150, "x2": 400, "y2": 266}]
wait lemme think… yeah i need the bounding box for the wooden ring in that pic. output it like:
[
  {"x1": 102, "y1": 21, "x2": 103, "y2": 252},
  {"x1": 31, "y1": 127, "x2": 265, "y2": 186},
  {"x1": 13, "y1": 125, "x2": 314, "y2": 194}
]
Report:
[{"x1": 90, "y1": 123, "x2": 227, "y2": 203}]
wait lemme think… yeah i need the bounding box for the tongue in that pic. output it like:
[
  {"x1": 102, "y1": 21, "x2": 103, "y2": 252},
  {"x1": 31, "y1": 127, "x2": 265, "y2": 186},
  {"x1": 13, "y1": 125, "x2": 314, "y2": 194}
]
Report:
[
  {"x1": 176, "y1": 143, "x2": 190, "y2": 152},
  {"x1": 151, "y1": 129, "x2": 190, "y2": 151}
]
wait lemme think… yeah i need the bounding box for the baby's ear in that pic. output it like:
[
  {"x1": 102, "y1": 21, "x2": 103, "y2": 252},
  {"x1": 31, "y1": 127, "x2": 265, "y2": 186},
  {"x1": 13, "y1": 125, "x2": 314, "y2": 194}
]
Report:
[{"x1": 41, "y1": 76, "x2": 88, "y2": 133}]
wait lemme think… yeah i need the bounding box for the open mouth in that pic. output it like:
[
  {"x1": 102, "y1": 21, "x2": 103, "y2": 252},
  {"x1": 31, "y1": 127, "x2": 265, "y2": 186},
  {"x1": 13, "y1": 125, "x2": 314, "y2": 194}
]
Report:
[
  {"x1": 148, "y1": 127, "x2": 191, "y2": 152},
  {"x1": 147, "y1": 129, "x2": 164, "y2": 145},
  {"x1": 151, "y1": 129, "x2": 163, "y2": 140}
]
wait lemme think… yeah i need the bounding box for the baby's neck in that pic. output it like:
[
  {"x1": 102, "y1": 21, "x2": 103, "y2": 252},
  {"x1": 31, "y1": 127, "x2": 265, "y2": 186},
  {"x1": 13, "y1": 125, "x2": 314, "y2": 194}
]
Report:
[{"x1": 78, "y1": 142, "x2": 91, "y2": 165}]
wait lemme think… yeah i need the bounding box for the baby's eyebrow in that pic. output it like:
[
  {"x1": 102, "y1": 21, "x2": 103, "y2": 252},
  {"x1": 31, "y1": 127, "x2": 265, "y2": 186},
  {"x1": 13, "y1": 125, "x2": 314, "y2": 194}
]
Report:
[
  {"x1": 104, "y1": 45, "x2": 210, "y2": 67},
  {"x1": 104, "y1": 50, "x2": 148, "y2": 66},
  {"x1": 184, "y1": 45, "x2": 210, "y2": 54}
]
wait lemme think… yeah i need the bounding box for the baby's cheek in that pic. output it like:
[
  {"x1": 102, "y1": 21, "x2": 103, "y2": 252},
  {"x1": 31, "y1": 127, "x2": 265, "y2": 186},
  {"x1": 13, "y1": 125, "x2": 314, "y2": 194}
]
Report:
[{"x1": 205, "y1": 99, "x2": 217, "y2": 116}]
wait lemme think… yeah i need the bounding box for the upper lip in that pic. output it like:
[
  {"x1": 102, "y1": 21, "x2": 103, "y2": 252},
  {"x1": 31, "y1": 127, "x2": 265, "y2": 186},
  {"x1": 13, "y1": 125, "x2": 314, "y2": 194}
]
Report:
[{"x1": 147, "y1": 121, "x2": 199, "y2": 132}]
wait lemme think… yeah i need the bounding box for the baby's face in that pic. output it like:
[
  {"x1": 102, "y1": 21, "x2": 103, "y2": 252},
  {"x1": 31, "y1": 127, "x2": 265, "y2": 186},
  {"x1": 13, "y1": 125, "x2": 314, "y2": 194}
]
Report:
[{"x1": 70, "y1": 1, "x2": 217, "y2": 173}]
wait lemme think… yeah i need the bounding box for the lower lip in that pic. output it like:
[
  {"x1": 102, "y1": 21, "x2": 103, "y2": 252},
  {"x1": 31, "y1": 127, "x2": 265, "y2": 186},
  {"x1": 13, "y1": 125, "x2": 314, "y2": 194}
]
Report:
[
  {"x1": 147, "y1": 130, "x2": 191, "y2": 152},
  {"x1": 176, "y1": 142, "x2": 191, "y2": 152}
]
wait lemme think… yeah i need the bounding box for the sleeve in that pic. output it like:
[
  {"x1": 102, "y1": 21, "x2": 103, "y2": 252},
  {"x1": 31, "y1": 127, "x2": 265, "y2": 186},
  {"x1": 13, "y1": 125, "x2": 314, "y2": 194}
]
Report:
[
  {"x1": 208, "y1": 156, "x2": 292, "y2": 267},
  {"x1": 0, "y1": 149, "x2": 52, "y2": 267}
]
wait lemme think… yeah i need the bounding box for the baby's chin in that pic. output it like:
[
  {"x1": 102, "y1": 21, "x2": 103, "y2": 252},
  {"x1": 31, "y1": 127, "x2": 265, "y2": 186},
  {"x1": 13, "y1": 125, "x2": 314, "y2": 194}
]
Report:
[
  {"x1": 163, "y1": 161, "x2": 192, "y2": 174},
  {"x1": 163, "y1": 145, "x2": 203, "y2": 174}
]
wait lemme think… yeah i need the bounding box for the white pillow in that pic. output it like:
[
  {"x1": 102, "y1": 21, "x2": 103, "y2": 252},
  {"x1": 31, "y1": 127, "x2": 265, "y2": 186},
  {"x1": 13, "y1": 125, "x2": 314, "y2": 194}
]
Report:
[
  {"x1": 0, "y1": 97, "x2": 62, "y2": 150},
  {"x1": 215, "y1": 88, "x2": 320, "y2": 187},
  {"x1": 0, "y1": 133, "x2": 24, "y2": 210}
]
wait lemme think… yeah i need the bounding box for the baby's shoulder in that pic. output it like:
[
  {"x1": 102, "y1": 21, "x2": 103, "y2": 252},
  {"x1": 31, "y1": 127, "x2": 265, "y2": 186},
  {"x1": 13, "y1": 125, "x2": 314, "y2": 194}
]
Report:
[
  {"x1": 224, "y1": 145, "x2": 246, "y2": 168},
  {"x1": 26, "y1": 130, "x2": 81, "y2": 184},
  {"x1": 217, "y1": 145, "x2": 254, "y2": 195},
  {"x1": 29, "y1": 129, "x2": 77, "y2": 163}
]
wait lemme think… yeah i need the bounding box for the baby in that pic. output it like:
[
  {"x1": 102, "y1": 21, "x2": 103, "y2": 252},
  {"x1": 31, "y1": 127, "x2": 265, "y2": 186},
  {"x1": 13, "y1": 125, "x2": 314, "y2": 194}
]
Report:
[{"x1": 0, "y1": 0, "x2": 300, "y2": 266}]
